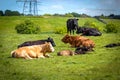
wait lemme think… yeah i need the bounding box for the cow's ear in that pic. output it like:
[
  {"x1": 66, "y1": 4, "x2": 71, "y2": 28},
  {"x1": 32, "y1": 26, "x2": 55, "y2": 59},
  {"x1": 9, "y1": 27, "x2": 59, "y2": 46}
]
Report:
[{"x1": 47, "y1": 37, "x2": 50, "y2": 40}]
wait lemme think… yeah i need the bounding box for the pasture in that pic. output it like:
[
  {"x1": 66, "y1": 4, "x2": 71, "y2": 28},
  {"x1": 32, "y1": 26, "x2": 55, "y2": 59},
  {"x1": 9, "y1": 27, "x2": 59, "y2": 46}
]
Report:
[{"x1": 0, "y1": 16, "x2": 120, "y2": 80}]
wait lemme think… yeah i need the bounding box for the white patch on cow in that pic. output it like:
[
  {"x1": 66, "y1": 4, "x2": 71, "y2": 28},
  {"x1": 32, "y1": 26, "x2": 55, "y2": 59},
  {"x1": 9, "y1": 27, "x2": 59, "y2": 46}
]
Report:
[{"x1": 49, "y1": 43, "x2": 54, "y2": 52}]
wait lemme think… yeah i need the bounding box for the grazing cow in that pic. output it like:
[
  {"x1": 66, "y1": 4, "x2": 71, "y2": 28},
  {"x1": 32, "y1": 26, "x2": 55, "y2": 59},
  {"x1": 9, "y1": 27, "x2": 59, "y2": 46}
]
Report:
[
  {"x1": 57, "y1": 50, "x2": 75, "y2": 56},
  {"x1": 76, "y1": 27, "x2": 102, "y2": 36},
  {"x1": 67, "y1": 18, "x2": 79, "y2": 34},
  {"x1": 18, "y1": 37, "x2": 56, "y2": 48},
  {"x1": 11, "y1": 42, "x2": 54, "y2": 59},
  {"x1": 105, "y1": 43, "x2": 120, "y2": 48},
  {"x1": 61, "y1": 34, "x2": 95, "y2": 49}
]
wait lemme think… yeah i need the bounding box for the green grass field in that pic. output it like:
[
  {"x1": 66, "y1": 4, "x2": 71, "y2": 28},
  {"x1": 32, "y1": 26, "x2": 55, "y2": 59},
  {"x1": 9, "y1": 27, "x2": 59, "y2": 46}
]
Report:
[{"x1": 0, "y1": 16, "x2": 120, "y2": 80}]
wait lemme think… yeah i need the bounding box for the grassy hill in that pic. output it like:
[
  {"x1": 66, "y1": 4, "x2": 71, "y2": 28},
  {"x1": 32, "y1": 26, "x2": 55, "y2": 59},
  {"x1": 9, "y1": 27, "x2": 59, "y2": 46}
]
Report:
[{"x1": 0, "y1": 16, "x2": 120, "y2": 80}]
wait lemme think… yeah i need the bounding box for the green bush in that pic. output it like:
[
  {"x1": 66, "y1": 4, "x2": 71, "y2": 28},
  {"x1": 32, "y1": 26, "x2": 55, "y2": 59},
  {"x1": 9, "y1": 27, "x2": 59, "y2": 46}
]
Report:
[
  {"x1": 104, "y1": 23, "x2": 118, "y2": 33},
  {"x1": 15, "y1": 20, "x2": 40, "y2": 34},
  {"x1": 54, "y1": 27, "x2": 66, "y2": 34}
]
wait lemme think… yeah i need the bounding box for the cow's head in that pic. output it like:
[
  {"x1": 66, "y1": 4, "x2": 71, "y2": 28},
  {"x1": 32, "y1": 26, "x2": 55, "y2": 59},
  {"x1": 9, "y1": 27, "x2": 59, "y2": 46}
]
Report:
[
  {"x1": 47, "y1": 37, "x2": 56, "y2": 47},
  {"x1": 61, "y1": 34, "x2": 71, "y2": 43},
  {"x1": 45, "y1": 42, "x2": 55, "y2": 53},
  {"x1": 76, "y1": 27, "x2": 83, "y2": 34},
  {"x1": 73, "y1": 18, "x2": 79, "y2": 30}
]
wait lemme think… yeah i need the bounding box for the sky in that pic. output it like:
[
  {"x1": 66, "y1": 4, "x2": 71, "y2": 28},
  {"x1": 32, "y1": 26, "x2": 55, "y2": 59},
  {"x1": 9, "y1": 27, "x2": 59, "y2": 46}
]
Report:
[{"x1": 0, "y1": 0, "x2": 120, "y2": 16}]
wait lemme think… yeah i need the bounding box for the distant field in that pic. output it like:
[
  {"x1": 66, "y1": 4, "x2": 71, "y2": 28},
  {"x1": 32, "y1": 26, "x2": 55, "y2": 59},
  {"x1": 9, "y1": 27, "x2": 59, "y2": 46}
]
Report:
[{"x1": 0, "y1": 16, "x2": 120, "y2": 80}]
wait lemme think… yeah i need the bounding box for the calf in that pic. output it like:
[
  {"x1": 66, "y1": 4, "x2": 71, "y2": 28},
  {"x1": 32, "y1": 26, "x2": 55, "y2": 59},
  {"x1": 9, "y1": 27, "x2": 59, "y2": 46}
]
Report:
[
  {"x1": 75, "y1": 47, "x2": 93, "y2": 55},
  {"x1": 11, "y1": 42, "x2": 54, "y2": 59},
  {"x1": 57, "y1": 50, "x2": 75, "y2": 56},
  {"x1": 18, "y1": 37, "x2": 56, "y2": 48}
]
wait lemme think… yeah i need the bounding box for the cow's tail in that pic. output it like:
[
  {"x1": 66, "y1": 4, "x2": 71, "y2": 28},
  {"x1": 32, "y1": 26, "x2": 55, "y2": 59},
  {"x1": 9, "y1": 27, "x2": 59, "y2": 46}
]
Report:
[{"x1": 11, "y1": 50, "x2": 16, "y2": 58}]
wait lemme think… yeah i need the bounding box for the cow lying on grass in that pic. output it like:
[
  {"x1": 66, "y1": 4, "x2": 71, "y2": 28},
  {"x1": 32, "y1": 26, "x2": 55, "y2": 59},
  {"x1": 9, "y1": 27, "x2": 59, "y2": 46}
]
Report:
[
  {"x1": 75, "y1": 47, "x2": 93, "y2": 54},
  {"x1": 76, "y1": 27, "x2": 102, "y2": 36},
  {"x1": 57, "y1": 50, "x2": 75, "y2": 56},
  {"x1": 105, "y1": 43, "x2": 120, "y2": 48},
  {"x1": 18, "y1": 37, "x2": 56, "y2": 48},
  {"x1": 11, "y1": 42, "x2": 54, "y2": 59},
  {"x1": 61, "y1": 34, "x2": 95, "y2": 50}
]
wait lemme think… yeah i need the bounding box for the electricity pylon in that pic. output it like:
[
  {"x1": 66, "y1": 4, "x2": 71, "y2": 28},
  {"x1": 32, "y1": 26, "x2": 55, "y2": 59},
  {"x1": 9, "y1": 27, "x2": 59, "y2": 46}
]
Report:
[{"x1": 16, "y1": 0, "x2": 39, "y2": 16}]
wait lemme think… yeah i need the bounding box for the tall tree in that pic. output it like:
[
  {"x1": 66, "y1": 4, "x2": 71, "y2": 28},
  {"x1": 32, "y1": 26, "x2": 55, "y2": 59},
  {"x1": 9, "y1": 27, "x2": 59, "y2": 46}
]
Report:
[
  {"x1": 0, "y1": 10, "x2": 4, "y2": 16},
  {"x1": 5, "y1": 10, "x2": 12, "y2": 16}
]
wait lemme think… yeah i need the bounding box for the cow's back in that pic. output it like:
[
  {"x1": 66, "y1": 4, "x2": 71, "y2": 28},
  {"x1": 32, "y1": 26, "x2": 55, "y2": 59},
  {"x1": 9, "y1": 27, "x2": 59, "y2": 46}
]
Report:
[{"x1": 18, "y1": 37, "x2": 56, "y2": 48}]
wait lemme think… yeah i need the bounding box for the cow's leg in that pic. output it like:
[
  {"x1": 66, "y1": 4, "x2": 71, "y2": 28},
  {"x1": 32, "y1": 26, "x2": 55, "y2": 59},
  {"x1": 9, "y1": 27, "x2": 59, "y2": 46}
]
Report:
[
  {"x1": 40, "y1": 55, "x2": 45, "y2": 58},
  {"x1": 73, "y1": 30, "x2": 74, "y2": 35},
  {"x1": 44, "y1": 53, "x2": 52, "y2": 58},
  {"x1": 70, "y1": 30, "x2": 72, "y2": 35},
  {"x1": 24, "y1": 54, "x2": 33, "y2": 59},
  {"x1": 67, "y1": 29, "x2": 69, "y2": 34},
  {"x1": 38, "y1": 53, "x2": 45, "y2": 58}
]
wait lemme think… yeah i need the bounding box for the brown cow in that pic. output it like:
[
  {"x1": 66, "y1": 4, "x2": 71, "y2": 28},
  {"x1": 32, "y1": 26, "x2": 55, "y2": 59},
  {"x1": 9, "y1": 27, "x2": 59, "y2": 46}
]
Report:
[
  {"x1": 11, "y1": 42, "x2": 54, "y2": 59},
  {"x1": 61, "y1": 34, "x2": 95, "y2": 49},
  {"x1": 81, "y1": 39, "x2": 95, "y2": 50},
  {"x1": 57, "y1": 50, "x2": 75, "y2": 56}
]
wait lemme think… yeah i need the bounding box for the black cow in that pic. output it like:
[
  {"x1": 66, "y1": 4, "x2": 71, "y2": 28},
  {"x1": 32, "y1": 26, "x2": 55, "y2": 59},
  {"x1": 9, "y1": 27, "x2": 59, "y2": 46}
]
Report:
[
  {"x1": 18, "y1": 37, "x2": 56, "y2": 48},
  {"x1": 67, "y1": 18, "x2": 79, "y2": 34},
  {"x1": 76, "y1": 27, "x2": 102, "y2": 36},
  {"x1": 104, "y1": 43, "x2": 120, "y2": 48},
  {"x1": 75, "y1": 46, "x2": 92, "y2": 54}
]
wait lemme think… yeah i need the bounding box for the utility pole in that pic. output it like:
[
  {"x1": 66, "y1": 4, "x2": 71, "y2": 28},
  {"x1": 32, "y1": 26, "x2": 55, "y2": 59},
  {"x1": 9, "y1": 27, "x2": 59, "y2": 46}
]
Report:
[{"x1": 16, "y1": 0, "x2": 39, "y2": 16}]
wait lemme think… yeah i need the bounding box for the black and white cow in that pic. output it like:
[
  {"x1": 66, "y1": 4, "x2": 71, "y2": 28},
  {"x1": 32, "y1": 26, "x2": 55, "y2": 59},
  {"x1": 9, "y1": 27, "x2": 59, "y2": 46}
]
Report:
[
  {"x1": 67, "y1": 18, "x2": 79, "y2": 34},
  {"x1": 18, "y1": 37, "x2": 56, "y2": 48},
  {"x1": 76, "y1": 27, "x2": 102, "y2": 36}
]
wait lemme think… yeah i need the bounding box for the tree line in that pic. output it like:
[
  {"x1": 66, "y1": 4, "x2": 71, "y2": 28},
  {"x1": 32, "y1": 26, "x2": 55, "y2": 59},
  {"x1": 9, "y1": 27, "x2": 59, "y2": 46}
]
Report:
[
  {"x1": 0, "y1": 10, "x2": 90, "y2": 17},
  {"x1": 43, "y1": 12, "x2": 91, "y2": 18},
  {"x1": 0, "y1": 9, "x2": 120, "y2": 19},
  {"x1": 0, "y1": 10, "x2": 22, "y2": 16},
  {"x1": 94, "y1": 14, "x2": 120, "y2": 19}
]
